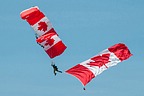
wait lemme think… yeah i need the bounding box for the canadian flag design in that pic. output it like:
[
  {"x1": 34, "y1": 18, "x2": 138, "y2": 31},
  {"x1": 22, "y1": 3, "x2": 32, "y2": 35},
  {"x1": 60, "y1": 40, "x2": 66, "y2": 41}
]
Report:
[
  {"x1": 36, "y1": 33, "x2": 67, "y2": 58},
  {"x1": 20, "y1": 6, "x2": 67, "y2": 59},
  {"x1": 66, "y1": 43, "x2": 132, "y2": 86},
  {"x1": 32, "y1": 17, "x2": 53, "y2": 36},
  {"x1": 20, "y1": 6, "x2": 56, "y2": 36}
]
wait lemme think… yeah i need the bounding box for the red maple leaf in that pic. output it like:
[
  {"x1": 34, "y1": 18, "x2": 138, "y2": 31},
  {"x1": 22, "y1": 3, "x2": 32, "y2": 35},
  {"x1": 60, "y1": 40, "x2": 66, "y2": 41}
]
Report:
[
  {"x1": 88, "y1": 53, "x2": 110, "y2": 68},
  {"x1": 38, "y1": 22, "x2": 48, "y2": 32},
  {"x1": 45, "y1": 38, "x2": 55, "y2": 46}
]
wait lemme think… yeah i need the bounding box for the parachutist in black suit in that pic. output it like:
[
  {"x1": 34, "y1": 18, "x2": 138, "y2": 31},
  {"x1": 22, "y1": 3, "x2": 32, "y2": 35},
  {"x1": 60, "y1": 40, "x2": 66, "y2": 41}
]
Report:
[{"x1": 51, "y1": 62, "x2": 62, "y2": 76}]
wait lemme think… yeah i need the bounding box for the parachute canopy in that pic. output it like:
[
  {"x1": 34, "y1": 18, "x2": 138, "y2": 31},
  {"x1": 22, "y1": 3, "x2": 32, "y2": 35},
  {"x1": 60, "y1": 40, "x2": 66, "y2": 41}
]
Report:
[
  {"x1": 36, "y1": 33, "x2": 66, "y2": 58},
  {"x1": 20, "y1": 6, "x2": 57, "y2": 36},
  {"x1": 66, "y1": 43, "x2": 132, "y2": 86},
  {"x1": 20, "y1": 6, "x2": 66, "y2": 58}
]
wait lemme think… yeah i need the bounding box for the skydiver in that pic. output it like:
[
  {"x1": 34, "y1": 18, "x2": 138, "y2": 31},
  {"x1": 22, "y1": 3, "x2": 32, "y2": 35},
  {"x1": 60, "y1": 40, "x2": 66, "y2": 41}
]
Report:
[{"x1": 51, "y1": 62, "x2": 62, "y2": 76}]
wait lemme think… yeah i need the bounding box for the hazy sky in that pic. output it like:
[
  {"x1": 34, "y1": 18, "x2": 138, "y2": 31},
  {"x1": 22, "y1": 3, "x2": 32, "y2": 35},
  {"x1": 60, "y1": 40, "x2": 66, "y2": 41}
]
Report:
[{"x1": 0, "y1": 0, "x2": 144, "y2": 96}]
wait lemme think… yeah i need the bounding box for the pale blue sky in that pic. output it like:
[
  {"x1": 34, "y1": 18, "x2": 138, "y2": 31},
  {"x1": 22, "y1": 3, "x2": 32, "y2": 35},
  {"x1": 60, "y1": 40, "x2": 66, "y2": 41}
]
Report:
[{"x1": 0, "y1": 0, "x2": 144, "y2": 96}]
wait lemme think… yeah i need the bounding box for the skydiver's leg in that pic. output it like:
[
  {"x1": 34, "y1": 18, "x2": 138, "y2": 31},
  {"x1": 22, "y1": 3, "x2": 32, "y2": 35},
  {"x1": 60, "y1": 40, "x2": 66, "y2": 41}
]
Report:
[
  {"x1": 54, "y1": 70, "x2": 56, "y2": 75},
  {"x1": 57, "y1": 70, "x2": 62, "y2": 73}
]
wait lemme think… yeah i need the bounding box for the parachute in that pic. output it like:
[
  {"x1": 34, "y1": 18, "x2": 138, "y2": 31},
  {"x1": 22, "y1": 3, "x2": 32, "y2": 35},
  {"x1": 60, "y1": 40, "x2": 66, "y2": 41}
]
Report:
[
  {"x1": 36, "y1": 33, "x2": 66, "y2": 58},
  {"x1": 20, "y1": 6, "x2": 67, "y2": 59},
  {"x1": 66, "y1": 43, "x2": 132, "y2": 87}
]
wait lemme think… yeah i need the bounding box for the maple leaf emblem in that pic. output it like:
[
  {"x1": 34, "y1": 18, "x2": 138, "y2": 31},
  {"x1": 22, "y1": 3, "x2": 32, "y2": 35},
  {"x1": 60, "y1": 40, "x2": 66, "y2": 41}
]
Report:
[
  {"x1": 45, "y1": 38, "x2": 55, "y2": 46},
  {"x1": 38, "y1": 22, "x2": 48, "y2": 32},
  {"x1": 88, "y1": 53, "x2": 110, "y2": 68}
]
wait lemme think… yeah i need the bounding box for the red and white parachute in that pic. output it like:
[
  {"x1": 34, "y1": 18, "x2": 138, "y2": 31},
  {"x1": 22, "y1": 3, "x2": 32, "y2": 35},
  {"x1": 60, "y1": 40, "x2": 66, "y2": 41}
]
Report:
[
  {"x1": 36, "y1": 33, "x2": 66, "y2": 58},
  {"x1": 66, "y1": 43, "x2": 132, "y2": 86},
  {"x1": 20, "y1": 6, "x2": 66, "y2": 59}
]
